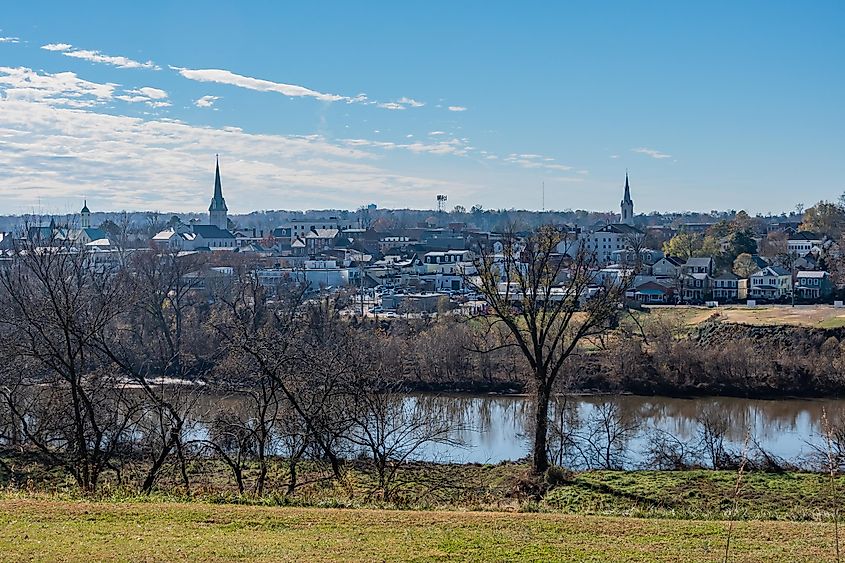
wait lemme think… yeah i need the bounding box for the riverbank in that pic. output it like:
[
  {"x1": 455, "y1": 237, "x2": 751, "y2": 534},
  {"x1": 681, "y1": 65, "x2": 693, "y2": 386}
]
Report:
[
  {"x1": 3, "y1": 463, "x2": 843, "y2": 522},
  {"x1": 0, "y1": 498, "x2": 836, "y2": 562}
]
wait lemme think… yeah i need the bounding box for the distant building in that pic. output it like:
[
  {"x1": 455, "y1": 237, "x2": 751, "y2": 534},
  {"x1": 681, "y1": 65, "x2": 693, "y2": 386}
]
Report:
[
  {"x1": 749, "y1": 266, "x2": 792, "y2": 300},
  {"x1": 152, "y1": 157, "x2": 236, "y2": 250},
  {"x1": 795, "y1": 270, "x2": 833, "y2": 300},
  {"x1": 576, "y1": 223, "x2": 644, "y2": 265},
  {"x1": 787, "y1": 231, "x2": 823, "y2": 257}
]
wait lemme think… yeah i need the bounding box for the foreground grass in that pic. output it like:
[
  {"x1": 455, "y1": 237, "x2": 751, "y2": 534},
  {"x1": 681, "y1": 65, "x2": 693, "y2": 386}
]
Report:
[{"x1": 0, "y1": 498, "x2": 839, "y2": 562}]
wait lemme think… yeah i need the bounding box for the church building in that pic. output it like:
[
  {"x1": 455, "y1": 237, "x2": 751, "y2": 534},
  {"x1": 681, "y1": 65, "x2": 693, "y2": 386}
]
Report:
[{"x1": 151, "y1": 157, "x2": 236, "y2": 251}]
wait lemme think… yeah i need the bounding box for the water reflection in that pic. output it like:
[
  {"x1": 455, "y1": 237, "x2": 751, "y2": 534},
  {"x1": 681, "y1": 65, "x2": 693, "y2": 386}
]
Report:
[
  {"x1": 182, "y1": 393, "x2": 844, "y2": 467},
  {"x1": 405, "y1": 394, "x2": 843, "y2": 466}
]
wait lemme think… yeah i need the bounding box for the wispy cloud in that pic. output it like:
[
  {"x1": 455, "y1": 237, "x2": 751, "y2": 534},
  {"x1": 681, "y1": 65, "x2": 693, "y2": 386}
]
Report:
[
  {"x1": 0, "y1": 66, "x2": 116, "y2": 108},
  {"x1": 41, "y1": 43, "x2": 158, "y2": 70},
  {"x1": 115, "y1": 86, "x2": 170, "y2": 108},
  {"x1": 503, "y1": 153, "x2": 573, "y2": 172},
  {"x1": 632, "y1": 147, "x2": 672, "y2": 159},
  {"x1": 376, "y1": 97, "x2": 425, "y2": 110},
  {"x1": 194, "y1": 95, "x2": 219, "y2": 108},
  {"x1": 448, "y1": 105, "x2": 467, "y2": 112},
  {"x1": 0, "y1": 37, "x2": 20, "y2": 44},
  {"x1": 0, "y1": 67, "x2": 472, "y2": 212},
  {"x1": 173, "y1": 66, "x2": 429, "y2": 112},
  {"x1": 172, "y1": 66, "x2": 348, "y2": 102}
]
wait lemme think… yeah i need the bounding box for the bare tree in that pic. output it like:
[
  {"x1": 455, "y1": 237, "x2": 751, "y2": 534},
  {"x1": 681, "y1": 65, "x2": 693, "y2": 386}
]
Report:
[
  {"x1": 0, "y1": 233, "x2": 139, "y2": 492},
  {"x1": 210, "y1": 273, "x2": 351, "y2": 480},
  {"x1": 471, "y1": 226, "x2": 627, "y2": 473},
  {"x1": 94, "y1": 249, "x2": 212, "y2": 493},
  {"x1": 572, "y1": 400, "x2": 639, "y2": 470}
]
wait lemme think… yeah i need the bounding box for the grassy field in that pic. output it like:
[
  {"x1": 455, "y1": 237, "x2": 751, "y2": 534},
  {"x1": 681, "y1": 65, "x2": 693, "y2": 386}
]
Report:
[
  {"x1": 0, "y1": 498, "x2": 840, "y2": 562},
  {"x1": 634, "y1": 304, "x2": 845, "y2": 329}
]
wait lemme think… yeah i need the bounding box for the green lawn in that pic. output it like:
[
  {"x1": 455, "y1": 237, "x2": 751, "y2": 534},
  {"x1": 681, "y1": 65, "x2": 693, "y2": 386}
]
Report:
[{"x1": 0, "y1": 498, "x2": 839, "y2": 562}]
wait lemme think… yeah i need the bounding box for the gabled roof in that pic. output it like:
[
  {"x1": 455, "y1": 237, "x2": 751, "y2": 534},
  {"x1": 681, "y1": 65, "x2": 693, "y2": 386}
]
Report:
[
  {"x1": 191, "y1": 224, "x2": 235, "y2": 239},
  {"x1": 797, "y1": 270, "x2": 828, "y2": 278},
  {"x1": 596, "y1": 223, "x2": 643, "y2": 235},
  {"x1": 789, "y1": 230, "x2": 823, "y2": 241},
  {"x1": 754, "y1": 265, "x2": 791, "y2": 277},
  {"x1": 658, "y1": 255, "x2": 685, "y2": 267},
  {"x1": 712, "y1": 271, "x2": 739, "y2": 279},
  {"x1": 82, "y1": 227, "x2": 107, "y2": 241},
  {"x1": 684, "y1": 257, "x2": 713, "y2": 267},
  {"x1": 306, "y1": 228, "x2": 340, "y2": 239}
]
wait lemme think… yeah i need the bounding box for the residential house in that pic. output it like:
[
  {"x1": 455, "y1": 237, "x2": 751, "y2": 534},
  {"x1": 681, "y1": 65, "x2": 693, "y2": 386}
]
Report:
[
  {"x1": 304, "y1": 228, "x2": 340, "y2": 256},
  {"x1": 749, "y1": 266, "x2": 792, "y2": 300},
  {"x1": 629, "y1": 279, "x2": 675, "y2": 304},
  {"x1": 711, "y1": 271, "x2": 740, "y2": 302},
  {"x1": 682, "y1": 272, "x2": 711, "y2": 303},
  {"x1": 652, "y1": 256, "x2": 685, "y2": 278},
  {"x1": 683, "y1": 257, "x2": 714, "y2": 275},
  {"x1": 787, "y1": 231, "x2": 824, "y2": 257},
  {"x1": 795, "y1": 270, "x2": 833, "y2": 301}
]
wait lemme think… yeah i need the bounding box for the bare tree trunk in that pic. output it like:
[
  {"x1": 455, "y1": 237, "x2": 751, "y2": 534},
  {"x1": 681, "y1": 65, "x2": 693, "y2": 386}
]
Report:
[{"x1": 533, "y1": 382, "x2": 551, "y2": 474}]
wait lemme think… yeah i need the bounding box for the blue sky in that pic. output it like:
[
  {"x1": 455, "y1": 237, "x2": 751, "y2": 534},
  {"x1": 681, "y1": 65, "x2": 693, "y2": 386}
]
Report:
[{"x1": 0, "y1": 1, "x2": 843, "y2": 215}]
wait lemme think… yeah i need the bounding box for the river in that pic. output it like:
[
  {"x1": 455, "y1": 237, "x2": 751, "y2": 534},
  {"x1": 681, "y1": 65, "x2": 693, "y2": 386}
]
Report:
[{"x1": 190, "y1": 393, "x2": 843, "y2": 468}]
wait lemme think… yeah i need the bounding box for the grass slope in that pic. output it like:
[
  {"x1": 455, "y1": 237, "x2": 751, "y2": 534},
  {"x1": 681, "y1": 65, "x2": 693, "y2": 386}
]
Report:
[{"x1": 0, "y1": 499, "x2": 839, "y2": 562}]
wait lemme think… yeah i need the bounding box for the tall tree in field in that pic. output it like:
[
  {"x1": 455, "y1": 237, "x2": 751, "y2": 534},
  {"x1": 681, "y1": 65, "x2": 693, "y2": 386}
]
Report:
[{"x1": 471, "y1": 226, "x2": 627, "y2": 474}]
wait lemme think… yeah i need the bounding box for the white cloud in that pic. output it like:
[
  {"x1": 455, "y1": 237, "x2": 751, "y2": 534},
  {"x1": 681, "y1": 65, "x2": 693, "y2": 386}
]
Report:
[
  {"x1": 173, "y1": 66, "x2": 427, "y2": 111},
  {"x1": 0, "y1": 37, "x2": 20, "y2": 44},
  {"x1": 428, "y1": 131, "x2": 447, "y2": 136},
  {"x1": 397, "y1": 96, "x2": 424, "y2": 107},
  {"x1": 135, "y1": 87, "x2": 167, "y2": 99},
  {"x1": 115, "y1": 87, "x2": 170, "y2": 108},
  {"x1": 41, "y1": 43, "x2": 158, "y2": 69},
  {"x1": 194, "y1": 95, "x2": 219, "y2": 108},
  {"x1": 41, "y1": 43, "x2": 72, "y2": 51},
  {"x1": 632, "y1": 147, "x2": 672, "y2": 159},
  {"x1": 0, "y1": 68, "x2": 472, "y2": 212},
  {"x1": 448, "y1": 106, "x2": 467, "y2": 112},
  {"x1": 0, "y1": 66, "x2": 116, "y2": 107},
  {"x1": 503, "y1": 152, "x2": 573, "y2": 172},
  {"x1": 172, "y1": 66, "x2": 346, "y2": 102}
]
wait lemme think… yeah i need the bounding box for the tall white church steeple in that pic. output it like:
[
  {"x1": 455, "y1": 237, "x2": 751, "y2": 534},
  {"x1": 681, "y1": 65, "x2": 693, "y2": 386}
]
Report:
[
  {"x1": 208, "y1": 155, "x2": 228, "y2": 230},
  {"x1": 620, "y1": 172, "x2": 634, "y2": 225}
]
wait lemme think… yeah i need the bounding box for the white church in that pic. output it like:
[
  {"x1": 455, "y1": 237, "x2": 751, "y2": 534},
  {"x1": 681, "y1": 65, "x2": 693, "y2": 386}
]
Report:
[{"x1": 152, "y1": 157, "x2": 238, "y2": 251}]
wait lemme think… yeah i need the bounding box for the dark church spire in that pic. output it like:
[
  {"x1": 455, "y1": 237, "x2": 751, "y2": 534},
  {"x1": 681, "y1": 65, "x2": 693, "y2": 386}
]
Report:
[
  {"x1": 213, "y1": 154, "x2": 224, "y2": 202},
  {"x1": 208, "y1": 155, "x2": 228, "y2": 230}
]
